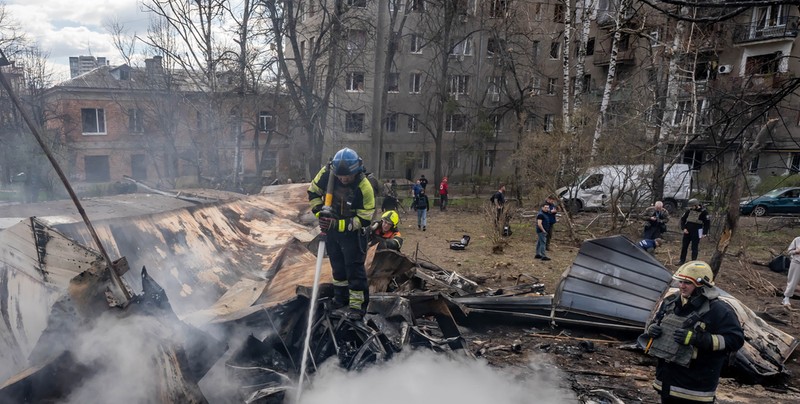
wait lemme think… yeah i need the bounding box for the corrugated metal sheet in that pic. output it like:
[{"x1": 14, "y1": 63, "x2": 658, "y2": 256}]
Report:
[
  {"x1": 47, "y1": 185, "x2": 319, "y2": 318},
  {"x1": 0, "y1": 219, "x2": 103, "y2": 382},
  {"x1": 554, "y1": 235, "x2": 673, "y2": 326}
]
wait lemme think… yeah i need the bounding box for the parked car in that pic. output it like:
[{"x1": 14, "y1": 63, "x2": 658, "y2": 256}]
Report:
[{"x1": 739, "y1": 187, "x2": 800, "y2": 216}]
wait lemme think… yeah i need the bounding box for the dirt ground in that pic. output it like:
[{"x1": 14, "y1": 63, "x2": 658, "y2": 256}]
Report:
[{"x1": 394, "y1": 199, "x2": 800, "y2": 403}]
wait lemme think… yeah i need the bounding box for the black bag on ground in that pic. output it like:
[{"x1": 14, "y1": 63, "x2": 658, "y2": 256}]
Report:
[
  {"x1": 450, "y1": 235, "x2": 471, "y2": 250},
  {"x1": 769, "y1": 255, "x2": 790, "y2": 273}
]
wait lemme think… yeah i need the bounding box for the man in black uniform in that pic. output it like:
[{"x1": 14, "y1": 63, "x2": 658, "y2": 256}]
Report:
[
  {"x1": 642, "y1": 261, "x2": 744, "y2": 403},
  {"x1": 308, "y1": 147, "x2": 375, "y2": 319},
  {"x1": 678, "y1": 199, "x2": 710, "y2": 265}
]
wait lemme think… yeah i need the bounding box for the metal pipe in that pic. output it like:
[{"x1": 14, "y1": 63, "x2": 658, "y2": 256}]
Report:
[{"x1": 0, "y1": 50, "x2": 131, "y2": 303}]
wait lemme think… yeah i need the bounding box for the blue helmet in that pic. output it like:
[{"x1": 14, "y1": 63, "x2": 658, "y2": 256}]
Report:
[{"x1": 331, "y1": 147, "x2": 362, "y2": 176}]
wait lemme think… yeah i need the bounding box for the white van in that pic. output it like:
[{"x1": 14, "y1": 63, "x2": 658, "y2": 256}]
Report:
[{"x1": 557, "y1": 164, "x2": 693, "y2": 213}]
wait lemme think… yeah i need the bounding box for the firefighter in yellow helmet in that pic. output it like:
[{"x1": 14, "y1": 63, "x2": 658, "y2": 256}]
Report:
[
  {"x1": 641, "y1": 261, "x2": 744, "y2": 403},
  {"x1": 369, "y1": 210, "x2": 403, "y2": 251}
]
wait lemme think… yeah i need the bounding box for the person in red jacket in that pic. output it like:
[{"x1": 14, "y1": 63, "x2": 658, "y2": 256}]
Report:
[{"x1": 439, "y1": 176, "x2": 449, "y2": 211}]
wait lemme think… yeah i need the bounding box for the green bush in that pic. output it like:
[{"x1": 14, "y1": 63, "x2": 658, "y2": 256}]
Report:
[{"x1": 755, "y1": 174, "x2": 800, "y2": 194}]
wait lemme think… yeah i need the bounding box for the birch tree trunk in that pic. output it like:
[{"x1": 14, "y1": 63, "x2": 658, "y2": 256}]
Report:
[
  {"x1": 591, "y1": 0, "x2": 629, "y2": 159},
  {"x1": 573, "y1": 0, "x2": 594, "y2": 113},
  {"x1": 561, "y1": 0, "x2": 573, "y2": 132}
]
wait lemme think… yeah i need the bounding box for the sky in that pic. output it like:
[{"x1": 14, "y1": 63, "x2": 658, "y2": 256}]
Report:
[{"x1": 5, "y1": 0, "x2": 148, "y2": 82}]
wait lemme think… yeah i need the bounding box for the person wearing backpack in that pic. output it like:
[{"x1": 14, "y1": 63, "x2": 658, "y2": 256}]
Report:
[{"x1": 414, "y1": 188, "x2": 430, "y2": 231}]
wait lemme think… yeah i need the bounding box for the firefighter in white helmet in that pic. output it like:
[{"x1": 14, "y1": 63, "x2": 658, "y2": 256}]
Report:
[{"x1": 642, "y1": 261, "x2": 744, "y2": 403}]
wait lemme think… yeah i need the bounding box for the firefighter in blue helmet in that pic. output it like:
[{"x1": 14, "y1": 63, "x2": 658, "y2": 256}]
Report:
[
  {"x1": 308, "y1": 147, "x2": 375, "y2": 319},
  {"x1": 641, "y1": 261, "x2": 744, "y2": 403}
]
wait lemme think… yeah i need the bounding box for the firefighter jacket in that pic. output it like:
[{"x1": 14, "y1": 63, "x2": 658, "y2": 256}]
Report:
[
  {"x1": 308, "y1": 166, "x2": 375, "y2": 232},
  {"x1": 651, "y1": 288, "x2": 744, "y2": 402}
]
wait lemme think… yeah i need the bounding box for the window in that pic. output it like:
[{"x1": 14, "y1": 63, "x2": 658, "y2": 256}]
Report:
[
  {"x1": 554, "y1": 4, "x2": 564, "y2": 22},
  {"x1": 128, "y1": 109, "x2": 144, "y2": 133},
  {"x1": 683, "y1": 150, "x2": 704, "y2": 171},
  {"x1": 446, "y1": 114, "x2": 466, "y2": 132},
  {"x1": 418, "y1": 152, "x2": 430, "y2": 169},
  {"x1": 81, "y1": 108, "x2": 106, "y2": 134},
  {"x1": 549, "y1": 42, "x2": 560, "y2": 59},
  {"x1": 449, "y1": 75, "x2": 470, "y2": 94},
  {"x1": 790, "y1": 153, "x2": 800, "y2": 173},
  {"x1": 525, "y1": 116, "x2": 536, "y2": 132},
  {"x1": 534, "y1": 3, "x2": 542, "y2": 21},
  {"x1": 487, "y1": 38, "x2": 505, "y2": 57},
  {"x1": 532, "y1": 77, "x2": 541, "y2": 95},
  {"x1": 618, "y1": 34, "x2": 630, "y2": 51},
  {"x1": 755, "y1": 5, "x2": 787, "y2": 28},
  {"x1": 384, "y1": 152, "x2": 395, "y2": 170},
  {"x1": 131, "y1": 154, "x2": 147, "y2": 180},
  {"x1": 386, "y1": 113, "x2": 398, "y2": 132},
  {"x1": 450, "y1": 38, "x2": 472, "y2": 57},
  {"x1": 410, "y1": 34, "x2": 423, "y2": 54},
  {"x1": 544, "y1": 114, "x2": 554, "y2": 132},
  {"x1": 532, "y1": 41, "x2": 540, "y2": 61},
  {"x1": 411, "y1": 0, "x2": 425, "y2": 12},
  {"x1": 387, "y1": 73, "x2": 400, "y2": 92},
  {"x1": 259, "y1": 111, "x2": 276, "y2": 131},
  {"x1": 749, "y1": 155, "x2": 760, "y2": 173},
  {"x1": 346, "y1": 72, "x2": 365, "y2": 91},
  {"x1": 488, "y1": 76, "x2": 502, "y2": 94},
  {"x1": 673, "y1": 100, "x2": 692, "y2": 126},
  {"x1": 345, "y1": 113, "x2": 365, "y2": 133},
  {"x1": 745, "y1": 52, "x2": 782, "y2": 75},
  {"x1": 484, "y1": 150, "x2": 496, "y2": 167},
  {"x1": 547, "y1": 78, "x2": 557, "y2": 95},
  {"x1": 300, "y1": 40, "x2": 306, "y2": 60},
  {"x1": 408, "y1": 114, "x2": 419, "y2": 133},
  {"x1": 490, "y1": 0, "x2": 507, "y2": 18},
  {"x1": 409, "y1": 72, "x2": 422, "y2": 93},
  {"x1": 489, "y1": 114, "x2": 502, "y2": 134},
  {"x1": 346, "y1": 29, "x2": 367, "y2": 54},
  {"x1": 347, "y1": 0, "x2": 367, "y2": 7},
  {"x1": 84, "y1": 155, "x2": 110, "y2": 182},
  {"x1": 586, "y1": 37, "x2": 595, "y2": 56},
  {"x1": 581, "y1": 75, "x2": 591, "y2": 93}
]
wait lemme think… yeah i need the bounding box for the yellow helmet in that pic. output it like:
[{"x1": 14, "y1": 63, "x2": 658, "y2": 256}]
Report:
[
  {"x1": 381, "y1": 210, "x2": 399, "y2": 227},
  {"x1": 673, "y1": 261, "x2": 714, "y2": 287}
]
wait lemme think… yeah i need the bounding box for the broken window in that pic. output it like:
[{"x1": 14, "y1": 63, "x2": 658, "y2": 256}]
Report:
[
  {"x1": 345, "y1": 113, "x2": 365, "y2": 133},
  {"x1": 487, "y1": 38, "x2": 505, "y2": 58},
  {"x1": 387, "y1": 73, "x2": 400, "y2": 92},
  {"x1": 386, "y1": 113, "x2": 398, "y2": 132},
  {"x1": 490, "y1": 0, "x2": 507, "y2": 18},
  {"x1": 84, "y1": 155, "x2": 110, "y2": 182},
  {"x1": 549, "y1": 42, "x2": 560, "y2": 59},
  {"x1": 410, "y1": 34, "x2": 423, "y2": 53},
  {"x1": 408, "y1": 114, "x2": 419, "y2": 133},
  {"x1": 445, "y1": 114, "x2": 466, "y2": 132},
  {"x1": 544, "y1": 114, "x2": 554, "y2": 132},
  {"x1": 384, "y1": 151, "x2": 395, "y2": 170},
  {"x1": 346, "y1": 72, "x2": 365, "y2": 91}
]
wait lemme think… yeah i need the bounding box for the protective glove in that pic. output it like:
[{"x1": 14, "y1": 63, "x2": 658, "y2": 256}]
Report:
[
  {"x1": 317, "y1": 207, "x2": 334, "y2": 233},
  {"x1": 646, "y1": 324, "x2": 663, "y2": 338},
  {"x1": 673, "y1": 328, "x2": 711, "y2": 349}
]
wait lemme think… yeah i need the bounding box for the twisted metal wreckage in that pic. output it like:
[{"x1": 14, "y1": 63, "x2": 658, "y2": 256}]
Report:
[{"x1": 0, "y1": 184, "x2": 796, "y2": 403}]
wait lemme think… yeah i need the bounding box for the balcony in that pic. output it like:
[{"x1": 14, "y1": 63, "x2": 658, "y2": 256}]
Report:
[
  {"x1": 733, "y1": 16, "x2": 799, "y2": 44},
  {"x1": 593, "y1": 48, "x2": 636, "y2": 66}
]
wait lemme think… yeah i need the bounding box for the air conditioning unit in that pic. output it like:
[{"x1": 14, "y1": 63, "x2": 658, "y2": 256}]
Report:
[{"x1": 717, "y1": 64, "x2": 733, "y2": 74}]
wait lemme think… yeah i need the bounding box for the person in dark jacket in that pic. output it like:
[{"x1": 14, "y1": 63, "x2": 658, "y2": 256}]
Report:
[
  {"x1": 678, "y1": 199, "x2": 711, "y2": 265},
  {"x1": 413, "y1": 188, "x2": 430, "y2": 230},
  {"x1": 642, "y1": 261, "x2": 744, "y2": 403},
  {"x1": 535, "y1": 203, "x2": 551, "y2": 261},
  {"x1": 308, "y1": 147, "x2": 375, "y2": 319},
  {"x1": 490, "y1": 185, "x2": 506, "y2": 223},
  {"x1": 544, "y1": 195, "x2": 559, "y2": 251},
  {"x1": 642, "y1": 201, "x2": 670, "y2": 240}
]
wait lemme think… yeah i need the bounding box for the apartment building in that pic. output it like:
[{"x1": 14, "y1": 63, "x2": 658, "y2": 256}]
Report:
[
  {"x1": 43, "y1": 56, "x2": 293, "y2": 189},
  {"x1": 289, "y1": 0, "x2": 800, "y2": 188}
]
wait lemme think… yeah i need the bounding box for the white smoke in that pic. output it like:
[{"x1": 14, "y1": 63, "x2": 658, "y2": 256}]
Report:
[{"x1": 294, "y1": 350, "x2": 579, "y2": 404}]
